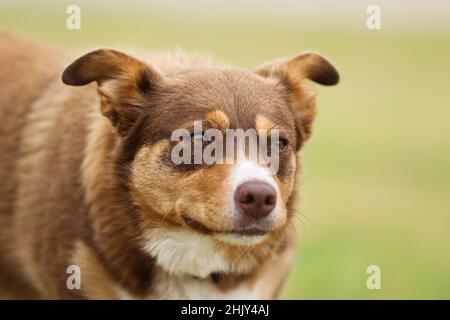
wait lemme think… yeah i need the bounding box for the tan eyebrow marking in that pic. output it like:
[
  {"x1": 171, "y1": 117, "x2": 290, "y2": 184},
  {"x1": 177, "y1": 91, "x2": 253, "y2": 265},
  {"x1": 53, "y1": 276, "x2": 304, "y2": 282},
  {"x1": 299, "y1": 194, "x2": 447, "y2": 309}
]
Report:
[
  {"x1": 205, "y1": 110, "x2": 230, "y2": 131},
  {"x1": 256, "y1": 114, "x2": 276, "y2": 131}
]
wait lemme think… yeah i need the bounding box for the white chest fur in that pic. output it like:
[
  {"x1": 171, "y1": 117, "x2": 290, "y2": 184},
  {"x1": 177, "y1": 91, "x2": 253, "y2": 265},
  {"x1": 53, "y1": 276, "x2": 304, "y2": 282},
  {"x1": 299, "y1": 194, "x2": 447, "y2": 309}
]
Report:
[
  {"x1": 116, "y1": 273, "x2": 259, "y2": 300},
  {"x1": 151, "y1": 274, "x2": 259, "y2": 300},
  {"x1": 138, "y1": 229, "x2": 261, "y2": 299},
  {"x1": 141, "y1": 229, "x2": 253, "y2": 278}
]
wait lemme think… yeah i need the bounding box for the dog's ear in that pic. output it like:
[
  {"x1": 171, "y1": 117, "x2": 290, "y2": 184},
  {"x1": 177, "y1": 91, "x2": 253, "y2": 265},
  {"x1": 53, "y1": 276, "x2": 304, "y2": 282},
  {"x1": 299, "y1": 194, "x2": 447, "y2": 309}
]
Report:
[
  {"x1": 257, "y1": 52, "x2": 339, "y2": 148},
  {"x1": 62, "y1": 49, "x2": 164, "y2": 136},
  {"x1": 257, "y1": 51, "x2": 339, "y2": 86}
]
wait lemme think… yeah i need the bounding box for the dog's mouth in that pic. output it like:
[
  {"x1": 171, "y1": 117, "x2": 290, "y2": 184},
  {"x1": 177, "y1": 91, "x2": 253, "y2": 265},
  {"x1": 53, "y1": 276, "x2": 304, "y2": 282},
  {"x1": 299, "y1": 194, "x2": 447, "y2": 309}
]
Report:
[
  {"x1": 181, "y1": 214, "x2": 269, "y2": 243},
  {"x1": 229, "y1": 228, "x2": 268, "y2": 236}
]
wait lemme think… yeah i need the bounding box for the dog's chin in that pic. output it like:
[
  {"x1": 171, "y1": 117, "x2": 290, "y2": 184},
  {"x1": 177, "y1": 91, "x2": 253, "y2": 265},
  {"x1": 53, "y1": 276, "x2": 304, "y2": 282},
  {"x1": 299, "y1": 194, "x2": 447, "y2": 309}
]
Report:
[
  {"x1": 213, "y1": 232, "x2": 268, "y2": 246},
  {"x1": 181, "y1": 214, "x2": 272, "y2": 246}
]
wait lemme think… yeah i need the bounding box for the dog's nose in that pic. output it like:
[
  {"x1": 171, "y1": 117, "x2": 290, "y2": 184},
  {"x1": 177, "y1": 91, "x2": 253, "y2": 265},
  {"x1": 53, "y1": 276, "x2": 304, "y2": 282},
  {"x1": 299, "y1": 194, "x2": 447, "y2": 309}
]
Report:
[{"x1": 234, "y1": 181, "x2": 276, "y2": 219}]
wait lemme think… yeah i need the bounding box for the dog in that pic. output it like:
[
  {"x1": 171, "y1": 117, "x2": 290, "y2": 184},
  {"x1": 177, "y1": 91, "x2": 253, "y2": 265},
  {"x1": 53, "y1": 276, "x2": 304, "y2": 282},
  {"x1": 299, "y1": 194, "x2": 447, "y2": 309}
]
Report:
[{"x1": 0, "y1": 31, "x2": 339, "y2": 299}]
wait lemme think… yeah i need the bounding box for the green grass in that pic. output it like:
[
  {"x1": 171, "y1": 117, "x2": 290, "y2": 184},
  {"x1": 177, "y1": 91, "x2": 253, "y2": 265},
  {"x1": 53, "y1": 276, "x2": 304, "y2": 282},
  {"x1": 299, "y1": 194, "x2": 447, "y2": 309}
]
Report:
[{"x1": 1, "y1": 2, "x2": 450, "y2": 299}]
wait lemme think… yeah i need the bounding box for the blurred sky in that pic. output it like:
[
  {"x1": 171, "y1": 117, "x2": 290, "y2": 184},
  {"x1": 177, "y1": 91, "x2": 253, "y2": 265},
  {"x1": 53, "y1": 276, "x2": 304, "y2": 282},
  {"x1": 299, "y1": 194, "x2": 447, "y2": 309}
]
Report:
[{"x1": 2, "y1": 0, "x2": 450, "y2": 34}]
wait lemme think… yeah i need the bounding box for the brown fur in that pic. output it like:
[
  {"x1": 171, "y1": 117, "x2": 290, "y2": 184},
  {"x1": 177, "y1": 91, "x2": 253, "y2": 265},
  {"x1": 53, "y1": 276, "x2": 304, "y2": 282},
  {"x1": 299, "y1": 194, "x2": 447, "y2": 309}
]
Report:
[{"x1": 0, "y1": 31, "x2": 338, "y2": 299}]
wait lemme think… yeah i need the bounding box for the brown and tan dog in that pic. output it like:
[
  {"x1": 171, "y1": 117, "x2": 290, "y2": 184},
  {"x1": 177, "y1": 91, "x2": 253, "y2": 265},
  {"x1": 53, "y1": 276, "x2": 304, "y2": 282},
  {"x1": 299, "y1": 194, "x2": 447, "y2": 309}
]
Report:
[{"x1": 0, "y1": 32, "x2": 339, "y2": 299}]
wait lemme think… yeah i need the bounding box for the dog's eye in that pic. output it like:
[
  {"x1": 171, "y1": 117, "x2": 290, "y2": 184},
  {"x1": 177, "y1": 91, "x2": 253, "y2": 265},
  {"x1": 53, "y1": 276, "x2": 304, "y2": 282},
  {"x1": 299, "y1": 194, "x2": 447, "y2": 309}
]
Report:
[{"x1": 273, "y1": 137, "x2": 289, "y2": 152}]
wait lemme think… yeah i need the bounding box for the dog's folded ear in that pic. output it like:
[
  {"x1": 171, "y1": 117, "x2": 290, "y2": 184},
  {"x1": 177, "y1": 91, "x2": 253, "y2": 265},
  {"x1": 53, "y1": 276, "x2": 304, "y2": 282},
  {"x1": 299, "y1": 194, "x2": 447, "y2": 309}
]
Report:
[
  {"x1": 257, "y1": 52, "x2": 339, "y2": 148},
  {"x1": 62, "y1": 49, "x2": 164, "y2": 136},
  {"x1": 256, "y1": 52, "x2": 339, "y2": 86}
]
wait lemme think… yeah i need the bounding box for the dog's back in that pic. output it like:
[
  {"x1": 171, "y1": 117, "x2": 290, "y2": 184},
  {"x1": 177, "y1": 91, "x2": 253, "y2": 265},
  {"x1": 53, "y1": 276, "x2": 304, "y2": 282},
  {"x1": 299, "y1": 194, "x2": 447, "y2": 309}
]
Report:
[
  {"x1": 0, "y1": 32, "x2": 92, "y2": 298},
  {"x1": 0, "y1": 32, "x2": 62, "y2": 219}
]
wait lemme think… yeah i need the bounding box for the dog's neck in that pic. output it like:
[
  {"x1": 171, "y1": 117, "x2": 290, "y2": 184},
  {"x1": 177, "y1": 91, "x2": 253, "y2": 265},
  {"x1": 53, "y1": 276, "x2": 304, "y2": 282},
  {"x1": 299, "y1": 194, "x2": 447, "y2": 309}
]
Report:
[{"x1": 81, "y1": 113, "x2": 155, "y2": 295}]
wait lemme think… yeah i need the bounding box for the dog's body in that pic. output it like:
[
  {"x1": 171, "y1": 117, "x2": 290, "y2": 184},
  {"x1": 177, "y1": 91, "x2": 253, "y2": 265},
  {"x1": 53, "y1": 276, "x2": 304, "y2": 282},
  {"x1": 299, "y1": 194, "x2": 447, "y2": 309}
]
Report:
[{"x1": 0, "y1": 32, "x2": 338, "y2": 299}]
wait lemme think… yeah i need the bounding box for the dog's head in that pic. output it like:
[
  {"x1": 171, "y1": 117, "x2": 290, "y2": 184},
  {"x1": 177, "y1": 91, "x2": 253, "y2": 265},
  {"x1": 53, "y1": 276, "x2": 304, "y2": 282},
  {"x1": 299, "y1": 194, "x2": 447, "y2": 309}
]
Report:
[{"x1": 63, "y1": 49, "x2": 338, "y2": 277}]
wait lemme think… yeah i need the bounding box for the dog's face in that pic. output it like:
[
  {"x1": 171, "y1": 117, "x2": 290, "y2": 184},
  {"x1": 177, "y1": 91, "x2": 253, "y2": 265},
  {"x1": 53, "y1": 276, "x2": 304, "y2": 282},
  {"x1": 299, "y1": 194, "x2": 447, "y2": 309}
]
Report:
[{"x1": 63, "y1": 49, "x2": 338, "y2": 276}]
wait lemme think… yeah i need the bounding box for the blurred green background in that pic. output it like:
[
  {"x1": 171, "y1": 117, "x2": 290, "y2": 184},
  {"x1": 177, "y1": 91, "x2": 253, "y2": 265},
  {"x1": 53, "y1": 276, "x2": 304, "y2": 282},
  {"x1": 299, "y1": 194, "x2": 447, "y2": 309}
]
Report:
[{"x1": 1, "y1": 0, "x2": 449, "y2": 299}]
